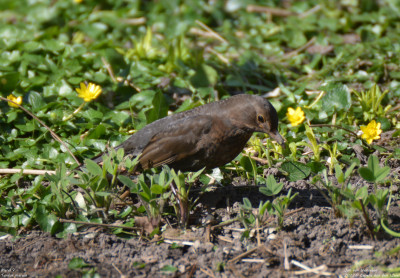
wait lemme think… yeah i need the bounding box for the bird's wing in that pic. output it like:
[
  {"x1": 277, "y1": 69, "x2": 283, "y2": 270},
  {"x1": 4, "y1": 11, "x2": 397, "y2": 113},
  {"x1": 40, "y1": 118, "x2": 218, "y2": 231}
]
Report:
[{"x1": 139, "y1": 114, "x2": 214, "y2": 169}]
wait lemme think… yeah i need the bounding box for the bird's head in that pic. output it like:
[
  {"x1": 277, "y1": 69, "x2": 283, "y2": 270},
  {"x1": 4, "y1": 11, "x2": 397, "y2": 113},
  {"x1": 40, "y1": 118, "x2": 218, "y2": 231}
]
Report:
[{"x1": 230, "y1": 95, "x2": 285, "y2": 146}]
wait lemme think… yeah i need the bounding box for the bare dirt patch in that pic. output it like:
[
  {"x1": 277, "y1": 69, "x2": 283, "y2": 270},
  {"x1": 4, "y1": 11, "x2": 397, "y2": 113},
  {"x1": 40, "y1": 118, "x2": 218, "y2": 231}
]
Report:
[{"x1": 1, "y1": 177, "x2": 400, "y2": 277}]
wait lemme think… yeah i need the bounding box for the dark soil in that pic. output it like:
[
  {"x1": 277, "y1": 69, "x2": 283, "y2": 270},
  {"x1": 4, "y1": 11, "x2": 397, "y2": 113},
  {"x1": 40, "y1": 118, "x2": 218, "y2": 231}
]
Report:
[{"x1": 1, "y1": 177, "x2": 400, "y2": 277}]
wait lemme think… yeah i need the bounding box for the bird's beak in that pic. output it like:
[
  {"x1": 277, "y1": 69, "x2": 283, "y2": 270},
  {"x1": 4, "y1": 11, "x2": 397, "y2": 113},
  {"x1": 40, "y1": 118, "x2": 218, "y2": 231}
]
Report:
[{"x1": 268, "y1": 130, "x2": 285, "y2": 146}]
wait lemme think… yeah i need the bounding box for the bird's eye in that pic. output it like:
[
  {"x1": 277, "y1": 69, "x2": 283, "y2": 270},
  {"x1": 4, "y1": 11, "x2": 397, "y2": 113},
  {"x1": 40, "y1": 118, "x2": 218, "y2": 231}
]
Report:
[{"x1": 257, "y1": 115, "x2": 265, "y2": 123}]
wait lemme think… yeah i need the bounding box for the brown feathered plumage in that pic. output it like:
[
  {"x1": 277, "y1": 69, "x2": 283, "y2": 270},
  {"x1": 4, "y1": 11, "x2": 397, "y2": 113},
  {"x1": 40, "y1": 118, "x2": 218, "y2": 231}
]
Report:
[{"x1": 93, "y1": 94, "x2": 284, "y2": 171}]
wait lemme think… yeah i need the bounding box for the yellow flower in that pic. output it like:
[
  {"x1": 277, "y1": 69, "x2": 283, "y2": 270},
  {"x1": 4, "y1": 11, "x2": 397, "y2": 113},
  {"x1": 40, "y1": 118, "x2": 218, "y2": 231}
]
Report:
[
  {"x1": 287, "y1": 107, "x2": 305, "y2": 127},
  {"x1": 360, "y1": 120, "x2": 382, "y2": 144},
  {"x1": 7, "y1": 94, "x2": 22, "y2": 108},
  {"x1": 73, "y1": 0, "x2": 83, "y2": 3},
  {"x1": 76, "y1": 82, "x2": 102, "y2": 102}
]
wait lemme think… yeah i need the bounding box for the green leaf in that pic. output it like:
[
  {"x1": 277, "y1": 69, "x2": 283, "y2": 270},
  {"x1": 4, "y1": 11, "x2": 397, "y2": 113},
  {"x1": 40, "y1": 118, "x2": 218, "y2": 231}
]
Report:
[
  {"x1": 35, "y1": 205, "x2": 60, "y2": 235},
  {"x1": 190, "y1": 64, "x2": 218, "y2": 88},
  {"x1": 125, "y1": 155, "x2": 140, "y2": 172},
  {"x1": 126, "y1": 90, "x2": 157, "y2": 110},
  {"x1": 116, "y1": 147, "x2": 125, "y2": 161},
  {"x1": 239, "y1": 156, "x2": 253, "y2": 173},
  {"x1": 63, "y1": 59, "x2": 82, "y2": 75},
  {"x1": 146, "y1": 91, "x2": 168, "y2": 124},
  {"x1": 6, "y1": 110, "x2": 18, "y2": 123},
  {"x1": 68, "y1": 257, "x2": 90, "y2": 269},
  {"x1": 83, "y1": 109, "x2": 103, "y2": 120},
  {"x1": 138, "y1": 179, "x2": 152, "y2": 200},
  {"x1": 344, "y1": 162, "x2": 357, "y2": 180},
  {"x1": 355, "y1": 186, "x2": 369, "y2": 203},
  {"x1": 174, "y1": 98, "x2": 199, "y2": 113},
  {"x1": 377, "y1": 117, "x2": 391, "y2": 131},
  {"x1": 43, "y1": 39, "x2": 65, "y2": 52},
  {"x1": 374, "y1": 189, "x2": 389, "y2": 210},
  {"x1": 15, "y1": 122, "x2": 36, "y2": 132},
  {"x1": 0, "y1": 72, "x2": 20, "y2": 93},
  {"x1": 374, "y1": 167, "x2": 390, "y2": 183},
  {"x1": 242, "y1": 197, "x2": 252, "y2": 210},
  {"x1": 259, "y1": 175, "x2": 283, "y2": 196},
  {"x1": 259, "y1": 200, "x2": 271, "y2": 216},
  {"x1": 351, "y1": 200, "x2": 363, "y2": 211},
  {"x1": 87, "y1": 124, "x2": 106, "y2": 139},
  {"x1": 56, "y1": 223, "x2": 77, "y2": 238},
  {"x1": 134, "y1": 109, "x2": 148, "y2": 130},
  {"x1": 320, "y1": 83, "x2": 351, "y2": 112},
  {"x1": 84, "y1": 159, "x2": 103, "y2": 176},
  {"x1": 358, "y1": 167, "x2": 374, "y2": 182},
  {"x1": 197, "y1": 87, "x2": 214, "y2": 99},
  {"x1": 161, "y1": 265, "x2": 178, "y2": 273},
  {"x1": 110, "y1": 111, "x2": 130, "y2": 126},
  {"x1": 334, "y1": 164, "x2": 344, "y2": 183},
  {"x1": 118, "y1": 206, "x2": 133, "y2": 218},
  {"x1": 281, "y1": 162, "x2": 311, "y2": 181},
  {"x1": 27, "y1": 91, "x2": 45, "y2": 111},
  {"x1": 23, "y1": 41, "x2": 42, "y2": 52},
  {"x1": 151, "y1": 184, "x2": 164, "y2": 194},
  {"x1": 307, "y1": 161, "x2": 326, "y2": 174},
  {"x1": 95, "y1": 191, "x2": 112, "y2": 197},
  {"x1": 199, "y1": 174, "x2": 211, "y2": 185},
  {"x1": 188, "y1": 167, "x2": 205, "y2": 182},
  {"x1": 133, "y1": 262, "x2": 146, "y2": 269},
  {"x1": 358, "y1": 155, "x2": 390, "y2": 182},
  {"x1": 368, "y1": 154, "x2": 379, "y2": 171}
]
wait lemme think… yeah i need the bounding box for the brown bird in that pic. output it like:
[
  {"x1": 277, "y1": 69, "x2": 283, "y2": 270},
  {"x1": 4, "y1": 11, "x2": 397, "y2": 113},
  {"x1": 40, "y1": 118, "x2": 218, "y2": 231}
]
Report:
[{"x1": 93, "y1": 94, "x2": 284, "y2": 171}]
